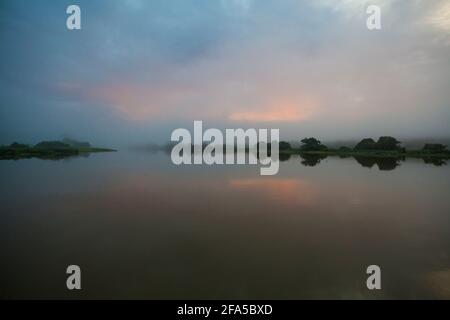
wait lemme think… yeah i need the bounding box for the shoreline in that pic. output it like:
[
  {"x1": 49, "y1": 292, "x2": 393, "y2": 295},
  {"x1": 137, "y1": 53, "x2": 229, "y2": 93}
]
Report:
[
  {"x1": 0, "y1": 146, "x2": 116, "y2": 160},
  {"x1": 279, "y1": 148, "x2": 450, "y2": 159}
]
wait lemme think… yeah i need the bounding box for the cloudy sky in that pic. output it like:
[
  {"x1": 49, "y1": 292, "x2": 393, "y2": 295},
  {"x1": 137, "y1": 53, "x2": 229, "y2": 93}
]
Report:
[{"x1": 1, "y1": 0, "x2": 449, "y2": 146}]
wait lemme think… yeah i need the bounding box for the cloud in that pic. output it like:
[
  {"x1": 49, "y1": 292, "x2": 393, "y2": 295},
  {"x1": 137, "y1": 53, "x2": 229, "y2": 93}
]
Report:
[
  {"x1": 229, "y1": 101, "x2": 314, "y2": 122},
  {"x1": 1, "y1": 0, "x2": 450, "y2": 144},
  {"x1": 314, "y1": 0, "x2": 397, "y2": 16},
  {"x1": 425, "y1": 1, "x2": 450, "y2": 32},
  {"x1": 222, "y1": 0, "x2": 253, "y2": 12}
]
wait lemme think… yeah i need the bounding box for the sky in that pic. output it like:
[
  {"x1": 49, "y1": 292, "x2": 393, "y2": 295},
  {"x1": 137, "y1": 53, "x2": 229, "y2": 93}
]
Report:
[{"x1": 0, "y1": 0, "x2": 449, "y2": 147}]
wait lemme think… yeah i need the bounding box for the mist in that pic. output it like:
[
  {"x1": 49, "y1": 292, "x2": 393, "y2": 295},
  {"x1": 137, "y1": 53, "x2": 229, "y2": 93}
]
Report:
[{"x1": 1, "y1": 0, "x2": 450, "y2": 148}]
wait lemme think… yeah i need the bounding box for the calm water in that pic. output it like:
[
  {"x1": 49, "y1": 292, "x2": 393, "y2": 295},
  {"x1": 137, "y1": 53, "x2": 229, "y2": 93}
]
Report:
[{"x1": 1, "y1": 151, "x2": 450, "y2": 299}]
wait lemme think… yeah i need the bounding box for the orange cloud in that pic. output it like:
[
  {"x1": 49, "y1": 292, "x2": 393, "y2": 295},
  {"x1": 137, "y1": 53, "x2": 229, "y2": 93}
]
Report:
[
  {"x1": 85, "y1": 79, "x2": 318, "y2": 123},
  {"x1": 229, "y1": 101, "x2": 314, "y2": 122}
]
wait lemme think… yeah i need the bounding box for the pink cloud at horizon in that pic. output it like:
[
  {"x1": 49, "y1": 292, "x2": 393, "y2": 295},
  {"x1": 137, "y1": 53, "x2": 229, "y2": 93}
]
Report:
[{"x1": 85, "y1": 81, "x2": 319, "y2": 124}]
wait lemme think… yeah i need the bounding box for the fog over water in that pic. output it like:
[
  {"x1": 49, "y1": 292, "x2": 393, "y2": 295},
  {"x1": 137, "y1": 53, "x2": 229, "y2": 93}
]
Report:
[{"x1": 2, "y1": 0, "x2": 450, "y2": 301}]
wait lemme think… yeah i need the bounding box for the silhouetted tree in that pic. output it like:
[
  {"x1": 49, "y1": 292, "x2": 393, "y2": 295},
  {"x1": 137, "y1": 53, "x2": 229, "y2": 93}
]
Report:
[
  {"x1": 300, "y1": 137, "x2": 327, "y2": 151},
  {"x1": 62, "y1": 138, "x2": 91, "y2": 148},
  {"x1": 9, "y1": 142, "x2": 28, "y2": 149},
  {"x1": 375, "y1": 136, "x2": 402, "y2": 150},
  {"x1": 422, "y1": 144, "x2": 448, "y2": 153},
  {"x1": 34, "y1": 141, "x2": 72, "y2": 150},
  {"x1": 279, "y1": 141, "x2": 292, "y2": 151},
  {"x1": 354, "y1": 138, "x2": 376, "y2": 150},
  {"x1": 354, "y1": 137, "x2": 403, "y2": 151}
]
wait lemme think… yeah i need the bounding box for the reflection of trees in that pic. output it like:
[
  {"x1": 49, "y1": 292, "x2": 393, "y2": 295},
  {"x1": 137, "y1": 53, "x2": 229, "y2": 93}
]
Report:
[
  {"x1": 300, "y1": 154, "x2": 327, "y2": 167},
  {"x1": 31, "y1": 153, "x2": 90, "y2": 161},
  {"x1": 353, "y1": 156, "x2": 402, "y2": 171},
  {"x1": 354, "y1": 156, "x2": 376, "y2": 168},
  {"x1": 279, "y1": 153, "x2": 292, "y2": 162},
  {"x1": 423, "y1": 157, "x2": 447, "y2": 166}
]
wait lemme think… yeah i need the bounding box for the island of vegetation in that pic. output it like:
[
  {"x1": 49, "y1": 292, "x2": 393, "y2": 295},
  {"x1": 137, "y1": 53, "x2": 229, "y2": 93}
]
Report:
[
  {"x1": 0, "y1": 138, "x2": 116, "y2": 160},
  {"x1": 268, "y1": 136, "x2": 450, "y2": 169},
  {"x1": 277, "y1": 136, "x2": 450, "y2": 160}
]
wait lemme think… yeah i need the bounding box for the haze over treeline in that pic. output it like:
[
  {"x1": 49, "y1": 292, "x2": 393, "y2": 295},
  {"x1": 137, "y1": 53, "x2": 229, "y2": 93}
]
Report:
[{"x1": 1, "y1": 0, "x2": 450, "y2": 148}]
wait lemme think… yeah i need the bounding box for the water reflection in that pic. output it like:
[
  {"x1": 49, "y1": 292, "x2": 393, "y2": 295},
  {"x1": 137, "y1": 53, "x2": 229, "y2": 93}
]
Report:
[
  {"x1": 423, "y1": 157, "x2": 447, "y2": 166},
  {"x1": 229, "y1": 178, "x2": 316, "y2": 204},
  {"x1": 137, "y1": 144, "x2": 448, "y2": 171},
  {"x1": 353, "y1": 156, "x2": 402, "y2": 171},
  {"x1": 297, "y1": 153, "x2": 447, "y2": 170},
  {"x1": 279, "y1": 153, "x2": 292, "y2": 162},
  {"x1": 0, "y1": 151, "x2": 450, "y2": 299},
  {"x1": 299, "y1": 154, "x2": 327, "y2": 167}
]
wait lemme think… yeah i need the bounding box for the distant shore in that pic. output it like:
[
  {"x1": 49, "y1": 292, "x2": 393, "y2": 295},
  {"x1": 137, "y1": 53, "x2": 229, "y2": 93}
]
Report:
[
  {"x1": 0, "y1": 140, "x2": 116, "y2": 160},
  {"x1": 279, "y1": 148, "x2": 450, "y2": 159},
  {"x1": 276, "y1": 136, "x2": 450, "y2": 160}
]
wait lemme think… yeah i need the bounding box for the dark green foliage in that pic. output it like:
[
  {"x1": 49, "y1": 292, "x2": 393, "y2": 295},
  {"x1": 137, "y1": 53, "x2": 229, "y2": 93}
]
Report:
[
  {"x1": 279, "y1": 141, "x2": 292, "y2": 150},
  {"x1": 9, "y1": 142, "x2": 28, "y2": 149},
  {"x1": 1, "y1": 140, "x2": 114, "y2": 160},
  {"x1": 300, "y1": 137, "x2": 327, "y2": 151},
  {"x1": 354, "y1": 138, "x2": 376, "y2": 150},
  {"x1": 375, "y1": 136, "x2": 402, "y2": 150},
  {"x1": 62, "y1": 138, "x2": 91, "y2": 148},
  {"x1": 34, "y1": 141, "x2": 72, "y2": 150},
  {"x1": 354, "y1": 136, "x2": 402, "y2": 151},
  {"x1": 339, "y1": 146, "x2": 352, "y2": 152},
  {"x1": 422, "y1": 144, "x2": 447, "y2": 153}
]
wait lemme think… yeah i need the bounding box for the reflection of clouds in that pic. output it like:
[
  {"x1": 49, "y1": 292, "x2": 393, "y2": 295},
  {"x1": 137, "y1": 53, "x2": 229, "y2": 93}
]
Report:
[
  {"x1": 424, "y1": 269, "x2": 450, "y2": 299},
  {"x1": 349, "y1": 197, "x2": 363, "y2": 206},
  {"x1": 229, "y1": 178, "x2": 317, "y2": 205}
]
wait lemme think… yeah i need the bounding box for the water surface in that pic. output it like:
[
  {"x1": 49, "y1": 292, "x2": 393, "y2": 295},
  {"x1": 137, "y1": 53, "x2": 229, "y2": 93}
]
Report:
[{"x1": 1, "y1": 151, "x2": 449, "y2": 299}]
